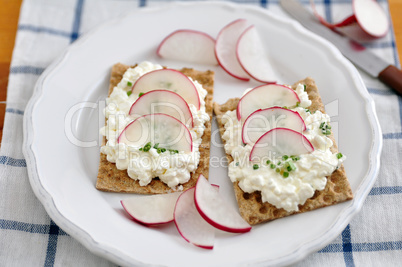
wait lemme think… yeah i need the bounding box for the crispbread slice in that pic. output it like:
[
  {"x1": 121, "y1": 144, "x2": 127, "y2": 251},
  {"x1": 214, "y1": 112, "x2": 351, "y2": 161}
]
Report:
[
  {"x1": 96, "y1": 63, "x2": 214, "y2": 194},
  {"x1": 213, "y1": 77, "x2": 353, "y2": 225}
]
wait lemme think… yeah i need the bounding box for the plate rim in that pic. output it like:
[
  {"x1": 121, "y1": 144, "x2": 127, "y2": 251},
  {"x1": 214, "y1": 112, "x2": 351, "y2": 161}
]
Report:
[{"x1": 22, "y1": 1, "x2": 383, "y2": 266}]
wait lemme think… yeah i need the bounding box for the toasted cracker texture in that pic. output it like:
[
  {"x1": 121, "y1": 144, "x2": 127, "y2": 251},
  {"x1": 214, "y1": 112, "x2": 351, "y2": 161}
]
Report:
[
  {"x1": 213, "y1": 77, "x2": 353, "y2": 225},
  {"x1": 96, "y1": 63, "x2": 214, "y2": 194}
]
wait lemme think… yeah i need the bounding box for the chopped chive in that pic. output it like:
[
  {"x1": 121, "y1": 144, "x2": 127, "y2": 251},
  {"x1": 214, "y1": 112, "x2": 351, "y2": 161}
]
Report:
[
  {"x1": 305, "y1": 109, "x2": 311, "y2": 113},
  {"x1": 303, "y1": 84, "x2": 307, "y2": 91},
  {"x1": 277, "y1": 161, "x2": 281, "y2": 165},
  {"x1": 270, "y1": 163, "x2": 276, "y2": 169},
  {"x1": 323, "y1": 129, "x2": 331, "y2": 135},
  {"x1": 282, "y1": 155, "x2": 289, "y2": 160},
  {"x1": 139, "y1": 148, "x2": 143, "y2": 151},
  {"x1": 288, "y1": 161, "x2": 296, "y2": 171},
  {"x1": 283, "y1": 106, "x2": 288, "y2": 109},
  {"x1": 295, "y1": 101, "x2": 300, "y2": 107},
  {"x1": 291, "y1": 155, "x2": 300, "y2": 161},
  {"x1": 319, "y1": 122, "x2": 325, "y2": 129},
  {"x1": 283, "y1": 172, "x2": 289, "y2": 178},
  {"x1": 276, "y1": 168, "x2": 280, "y2": 173},
  {"x1": 336, "y1": 153, "x2": 343, "y2": 159},
  {"x1": 126, "y1": 91, "x2": 132, "y2": 96},
  {"x1": 138, "y1": 92, "x2": 144, "y2": 97},
  {"x1": 143, "y1": 142, "x2": 152, "y2": 152},
  {"x1": 160, "y1": 148, "x2": 166, "y2": 153},
  {"x1": 253, "y1": 164, "x2": 259, "y2": 170},
  {"x1": 127, "y1": 81, "x2": 133, "y2": 87},
  {"x1": 157, "y1": 148, "x2": 162, "y2": 153},
  {"x1": 266, "y1": 160, "x2": 271, "y2": 165},
  {"x1": 153, "y1": 143, "x2": 159, "y2": 149}
]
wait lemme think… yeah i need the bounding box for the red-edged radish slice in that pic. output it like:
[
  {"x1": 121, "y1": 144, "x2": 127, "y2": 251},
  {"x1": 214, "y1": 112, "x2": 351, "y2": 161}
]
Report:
[
  {"x1": 194, "y1": 175, "x2": 251, "y2": 233},
  {"x1": 242, "y1": 107, "x2": 306, "y2": 145},
  {"x1": 121, "y1": 192, "x2": 182, "y2": 226},
  {"x1": 157, "y1": 29, "x2": 218, "y2": 65},
  {"x1": 129, "y1": 90, "x2": 194, "y2": 128},
  {"x1": 118, "y1": 113, "x2": 193, "y2": 152},
  {"x1": 215, "y1": 19, "x2": 251, "y2": 81},
  {"x1": 311, "y1": 0, "x2": 389, "y2": 42},
  {"x1": 131, "y1": 69, "x2": 201, "y2": 110},
  {"x1": 236, "y1": 25, "x2": 277, "y2": 83},
  {"x1": 250, "y1": 128, "x2": 314, "y2": 162},
  {"x1": 237, "y1": 84, "x2": 300, "y2": 122},
  {"x1": 174, "y1": 187, "x2": 215, "y2": 249}
]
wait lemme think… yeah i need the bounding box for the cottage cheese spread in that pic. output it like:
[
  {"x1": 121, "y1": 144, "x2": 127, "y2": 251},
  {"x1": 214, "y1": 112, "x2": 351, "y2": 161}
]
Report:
[
  {"x1": 221, "y1": 84, "x2": 345, "y2": 212},
  {"x1": 100, "y1": 61, "x2": 209, "y2": 189}
]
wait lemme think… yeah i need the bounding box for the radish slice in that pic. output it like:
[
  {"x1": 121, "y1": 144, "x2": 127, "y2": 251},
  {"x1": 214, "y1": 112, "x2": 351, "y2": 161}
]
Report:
[
  {"x1": 250, "y1": 128, "x2": 314, "y2": 162},
  {"x1": 311, "y1": 0, "x2": 389, "y2": 42},
  {"x1": 237, "y1": 84, "x2": 300, "y2": 122},
  {"x1": 194, "y1": 175, "x2": 251, "y2": 233},
  {"x1": 131, "y1": 69, "x2": 201, "y2": 110},
  {"x1": 118, "y1": 113, "x2": 193, "y2": 152},
  {"x1": 174, "y1": 187, "x2": 215, "y2": 249},
  {"x1": 242, "y1": 107, "x2": 306, "y2": 145},
  {"x1": 236, "y1": 25, "x2": 277, "y2": 83},
  {"x1": 157, "y1": 29, "x2": 218, "y2": 65},
  {"x1": 129, "y1": 90, "x2": 194, "y2": 128},
  {"x1": 215, "y1": 19, "x2": 251, "y2": 81},
  {"x1": 121, "y1": 192, "x2": 182, "y2": 226}
]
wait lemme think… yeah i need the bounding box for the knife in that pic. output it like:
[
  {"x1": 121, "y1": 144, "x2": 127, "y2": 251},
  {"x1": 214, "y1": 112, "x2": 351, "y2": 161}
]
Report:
[{"x1": 280, "y1": 0, "x2": 402, "y2": 96}]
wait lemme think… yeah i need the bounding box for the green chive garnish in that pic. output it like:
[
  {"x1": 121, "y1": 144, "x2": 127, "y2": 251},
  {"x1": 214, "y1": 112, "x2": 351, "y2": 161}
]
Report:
[
  {"x1": 253, "y1": 164, "x2": 259, "y2": 170},
  {"x1": 283, "y1": 172, "x2": 289, "y2": 178},
  {"x1": 276, "y1": 168, "x2": 280, "y2": 173},
  {"x1": 153, "y1": 143, "x2": 159, "y2": 149},
  {"x1": 266, "y1": 160, "x2": 271, "y2": 165},
  {"x1": 127, "y1": 91, "x2": 132, "y2": 96},
  {"x1": 270, "y1": 164, "x2": 276, "y2": 169},
  {"x1": 303, "y1": 84, "x2": 307, "y2": 91},
  {"x1": 336, "y1": 153, "x2": 343, "y2": 159},
  {"x1": 138, "y1": 92, "x2": 144, "y2": 97},
  {"x1": 127, "y1": 81, "x2": 133, "y2": 87},
  {"x1": 282, "y1": 155, "x2": 289, "y2": 160},
  {"x1": 143, "y1": 142, "x2": 152, "y2": 152}
]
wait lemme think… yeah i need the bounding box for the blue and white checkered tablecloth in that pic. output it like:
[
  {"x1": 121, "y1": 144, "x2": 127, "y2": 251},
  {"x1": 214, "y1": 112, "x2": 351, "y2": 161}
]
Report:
[{"x1": 1, "y1": 0, "x2": 401, "y2": 266}]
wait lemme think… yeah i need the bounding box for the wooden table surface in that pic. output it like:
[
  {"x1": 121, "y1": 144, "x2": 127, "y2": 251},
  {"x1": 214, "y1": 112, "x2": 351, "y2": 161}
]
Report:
[{"x1": 0, "y1": 0, "x2": 401, "y2": 143}]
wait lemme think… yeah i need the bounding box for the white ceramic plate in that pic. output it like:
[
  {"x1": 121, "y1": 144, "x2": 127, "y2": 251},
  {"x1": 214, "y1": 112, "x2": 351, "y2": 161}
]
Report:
[{"x1": 23, "y1": 2, "x2": 382, "y2": 266}]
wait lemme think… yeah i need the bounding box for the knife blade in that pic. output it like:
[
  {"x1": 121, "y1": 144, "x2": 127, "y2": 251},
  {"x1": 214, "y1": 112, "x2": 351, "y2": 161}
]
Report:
[{"x1": 280, "y1": 0, "x2": 402, "y2": 96}]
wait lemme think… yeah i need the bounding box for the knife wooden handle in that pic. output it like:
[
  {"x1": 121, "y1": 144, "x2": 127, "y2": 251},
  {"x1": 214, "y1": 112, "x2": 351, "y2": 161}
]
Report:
[{"x1": 378, "y1": 65, "x2": 402, "y2": 96}]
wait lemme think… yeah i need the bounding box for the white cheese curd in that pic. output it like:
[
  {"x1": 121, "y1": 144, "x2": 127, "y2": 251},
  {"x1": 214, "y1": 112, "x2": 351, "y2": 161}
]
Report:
[
  {"x1": 222, "y1": 84, "x2": 345, "y2": 212},
  {"x1": 100, "y1": 61, "x2": 209, "y2": 189}
]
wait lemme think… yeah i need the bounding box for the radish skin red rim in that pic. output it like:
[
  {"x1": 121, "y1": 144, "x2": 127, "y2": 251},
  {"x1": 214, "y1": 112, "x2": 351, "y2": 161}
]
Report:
[
  {"x1": 157, "y1": 29, "x2": 218, "y2": 65},
  {"x1": 214, "y1": 19, "x2": 251, "y2": 81},
  {"x1": 131, "y1": 68, "x2": 201, "y2": 110},
  {"x1": 174, "y1": 186, "x2": 215, "y2": 249},
  {"x1": 194, "y1": 175, "x2": 252, "y2": 233},
  {"x1": 250, "y1": 128, "x2": 314, "y2": 162},
  {"x1": 118, "y1": 113, "x2": 193, "y2": 152},
  {"x1": 242, "y1": 107, "x2": 307, "y2": 145},
  {"x1": 129, "y1": 90, "x2": 194, "y2": 128},
  {"x1": 236, "y1": 25, "x2": 277, "y2": 83},
  {"x1": 237, "y1": 84, "x2": 301, "y2": 122},
  {"x1": 121, "y1": 192, "x2": 182, "y2": 226},
  {"x1": 311, "y1": 0, "x2": 389, "y2": 42}
]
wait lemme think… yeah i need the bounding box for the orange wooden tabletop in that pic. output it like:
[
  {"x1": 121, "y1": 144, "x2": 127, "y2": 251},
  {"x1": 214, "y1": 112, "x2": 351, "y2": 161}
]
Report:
[{"x1": 0, "y1": 0, "x2": 401, "y2": 144}]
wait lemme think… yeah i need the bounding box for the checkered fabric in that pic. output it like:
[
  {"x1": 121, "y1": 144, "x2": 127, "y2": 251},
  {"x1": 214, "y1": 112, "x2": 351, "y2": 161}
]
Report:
[{"x1": 1, "y1": 0, "x2": 400, "y2": 266}]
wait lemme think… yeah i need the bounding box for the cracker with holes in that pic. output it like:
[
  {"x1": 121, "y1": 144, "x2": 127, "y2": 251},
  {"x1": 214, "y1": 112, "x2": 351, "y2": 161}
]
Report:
[
  {"x1": 213, "y1": 78, "x2": 353, "y2": 225},
  {"x1": 96, "y1": 62, "x2": 214, "y2": 194}
]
